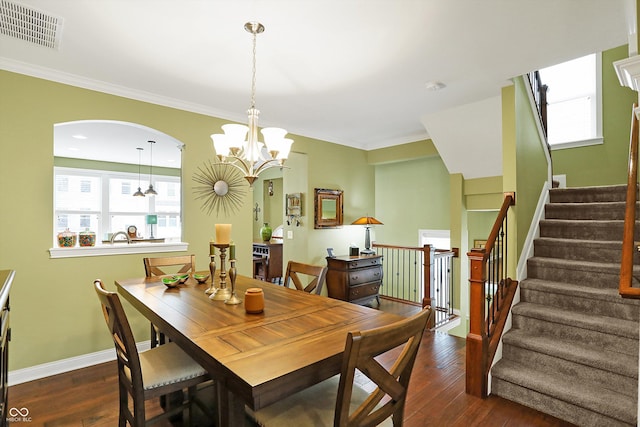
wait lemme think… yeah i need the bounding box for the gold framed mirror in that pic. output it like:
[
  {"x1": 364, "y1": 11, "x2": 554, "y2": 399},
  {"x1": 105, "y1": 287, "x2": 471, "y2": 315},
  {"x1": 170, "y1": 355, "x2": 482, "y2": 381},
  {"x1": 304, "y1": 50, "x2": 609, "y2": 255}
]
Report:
[{"x1": 314, "y1": 188, "x2": 343, "y2": 229}]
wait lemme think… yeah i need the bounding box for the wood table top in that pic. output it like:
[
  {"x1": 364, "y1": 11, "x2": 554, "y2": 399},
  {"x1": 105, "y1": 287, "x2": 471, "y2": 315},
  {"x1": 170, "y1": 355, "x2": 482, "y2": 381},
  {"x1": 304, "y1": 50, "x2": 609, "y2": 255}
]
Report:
[{"x1": 115, "y1": 273, "x2": 402, "y2": 414}]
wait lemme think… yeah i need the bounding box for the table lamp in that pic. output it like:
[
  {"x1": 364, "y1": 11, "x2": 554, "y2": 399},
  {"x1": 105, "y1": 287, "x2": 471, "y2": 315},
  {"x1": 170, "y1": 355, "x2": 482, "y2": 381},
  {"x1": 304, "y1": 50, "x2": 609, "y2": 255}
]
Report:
[
  {"x1": 351, "y1": 216, "x2": 383, "y2": 255},
  {"x1": 146, "y1": 214, "x2": 158, "y2": 239}
]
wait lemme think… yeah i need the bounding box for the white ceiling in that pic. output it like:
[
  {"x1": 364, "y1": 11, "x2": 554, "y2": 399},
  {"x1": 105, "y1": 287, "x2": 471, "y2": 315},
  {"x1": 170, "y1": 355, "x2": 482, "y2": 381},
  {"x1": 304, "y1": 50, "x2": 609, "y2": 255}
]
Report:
[{"x1": 0, "y1": 0, "x2": 634, "y2": 177}]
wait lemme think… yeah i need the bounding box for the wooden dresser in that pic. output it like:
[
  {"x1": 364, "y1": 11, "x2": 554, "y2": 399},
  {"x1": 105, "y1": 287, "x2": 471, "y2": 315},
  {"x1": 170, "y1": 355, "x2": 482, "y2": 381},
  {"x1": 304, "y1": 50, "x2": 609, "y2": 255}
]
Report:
[
  {"x1": 325, "y1": 255, "x2": 383, "y2": 306},
  {"x1": 253, "y1": 242, "x2": 283, "y2": 283}
]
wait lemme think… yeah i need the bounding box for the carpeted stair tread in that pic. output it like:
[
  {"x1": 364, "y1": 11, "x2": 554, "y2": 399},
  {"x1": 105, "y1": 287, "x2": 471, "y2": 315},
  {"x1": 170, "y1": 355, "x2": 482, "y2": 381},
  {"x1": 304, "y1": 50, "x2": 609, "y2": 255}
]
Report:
[
  {"x1": 545, "y1": 201, "x2": 632, "y2": 220},
  {"x1": 502, "y1": 329, "x2": 638, "y2": 379},
  {"x1": 533, "y1": 237, "x2": 626, "y2": 263},
  {"x1": 492, "y1": 359, "x2": 636, "y2": 425},
  {"x1": 521, "y1": 278, "x2": 640, "y2": 306},
  {"x1": 539, "y1": 219, "x2": 628, "y2": 241},
  {"x1": 527, "y1": 256, "x2": 640, "y2": 288},
  {"x1": 511, "y1": 302, "x2": 638, "y2": 339},
  {"x1": 549, "y1": 185, "x2": 628, "y2": 203}
]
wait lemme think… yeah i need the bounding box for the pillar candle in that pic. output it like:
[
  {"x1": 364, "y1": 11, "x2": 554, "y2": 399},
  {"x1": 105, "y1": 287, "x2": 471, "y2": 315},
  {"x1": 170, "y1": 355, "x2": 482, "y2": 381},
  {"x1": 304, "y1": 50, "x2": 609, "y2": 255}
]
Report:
[
  {"x1": 209, "y1": 242, "x2": 215, "y2": 256},
  {"x1": 229, "y1": 243, "x2": 236, "y2": 260},
  {"x1": 215, "y1": 224, "x2": 231, "y2": 244}
]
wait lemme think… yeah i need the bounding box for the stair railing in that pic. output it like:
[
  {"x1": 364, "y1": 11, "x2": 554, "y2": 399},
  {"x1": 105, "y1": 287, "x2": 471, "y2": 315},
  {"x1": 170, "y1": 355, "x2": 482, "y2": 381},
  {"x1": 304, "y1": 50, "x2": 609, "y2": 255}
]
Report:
[
  {"x1": 373, "y1": 243, "x2": 457, "y2": 329},
  {"x1": 620, "y1": 104, "x2": 640, "y2": 298},
  {"x1": 466, "y1": 192, "x2": 519, "y2": 398}
]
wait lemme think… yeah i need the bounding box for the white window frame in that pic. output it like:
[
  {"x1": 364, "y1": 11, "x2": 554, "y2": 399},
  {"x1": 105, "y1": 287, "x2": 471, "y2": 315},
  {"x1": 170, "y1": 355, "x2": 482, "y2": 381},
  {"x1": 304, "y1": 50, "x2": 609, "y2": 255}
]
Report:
[
  {"x1": 541, "y1": 53, "x2": 604, "y2": 151},
  {"x1": 50, "y1": 167, "x2": 187, "y2": 258}
]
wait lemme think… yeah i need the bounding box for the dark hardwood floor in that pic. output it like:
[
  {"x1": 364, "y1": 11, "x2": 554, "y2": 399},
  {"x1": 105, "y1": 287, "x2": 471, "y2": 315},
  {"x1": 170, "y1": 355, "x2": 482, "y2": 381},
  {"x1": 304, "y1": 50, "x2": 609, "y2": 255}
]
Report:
[{"x1": 7, "y1": 299, "x2": 576, "y2": 426}]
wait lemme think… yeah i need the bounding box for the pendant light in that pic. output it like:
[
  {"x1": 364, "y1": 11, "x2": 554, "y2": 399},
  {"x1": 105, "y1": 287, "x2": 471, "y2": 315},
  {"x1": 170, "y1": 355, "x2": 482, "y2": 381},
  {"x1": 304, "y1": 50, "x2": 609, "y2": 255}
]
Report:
[
  {"x1": 133, "y1": 147, "x2": 145, "y2": 197},
  {"x1": 144, "y1": 140, "x2": 158, "y2": 196}
]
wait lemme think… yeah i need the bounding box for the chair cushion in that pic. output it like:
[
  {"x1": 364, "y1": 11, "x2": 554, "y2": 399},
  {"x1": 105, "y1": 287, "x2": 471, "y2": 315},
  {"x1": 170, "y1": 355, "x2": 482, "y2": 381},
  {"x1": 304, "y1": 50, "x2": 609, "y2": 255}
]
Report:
[
  {"x1": 137, "y1": 342, "x2": 207, "y2": 390},
  {"x1": 248, "y1": 375, "x2": 392, "y2": 427}
]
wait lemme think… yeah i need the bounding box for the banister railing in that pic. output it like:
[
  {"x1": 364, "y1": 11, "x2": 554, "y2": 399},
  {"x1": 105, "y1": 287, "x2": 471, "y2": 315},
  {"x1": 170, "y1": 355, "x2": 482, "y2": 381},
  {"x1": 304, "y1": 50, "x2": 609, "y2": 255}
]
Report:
[
  {"x1": 527, "y1": 71, "x2": 548, "y2": 138},
  {"x1": 619, "y1": 104, "x2": 640, "y2": 298},
  {"x1": 466, "y1": 192, "x2": 518, "y2": 398},
  {"x1": 373, "y1": 243, "x2": 457, "y2": 329}
]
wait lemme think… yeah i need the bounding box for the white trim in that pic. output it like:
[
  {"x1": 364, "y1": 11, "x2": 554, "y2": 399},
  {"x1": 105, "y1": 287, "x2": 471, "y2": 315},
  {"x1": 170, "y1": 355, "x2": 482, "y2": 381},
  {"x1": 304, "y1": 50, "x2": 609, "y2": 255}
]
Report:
[
  {"x1": 549, "y1": 136, "x2": 604, "y2": 151},
  {"x1": 8, "y1": 341, "x2": 151, "y2": 386},
  {"x1": 49, "y1": 241, "x2": 189, "y2": 258},
  {"x1": 522, "y1": 75, "x2": 553, "y2": 184},
  {"x1": 614, "y1": 54, "x2": 640, "y2": 91}
]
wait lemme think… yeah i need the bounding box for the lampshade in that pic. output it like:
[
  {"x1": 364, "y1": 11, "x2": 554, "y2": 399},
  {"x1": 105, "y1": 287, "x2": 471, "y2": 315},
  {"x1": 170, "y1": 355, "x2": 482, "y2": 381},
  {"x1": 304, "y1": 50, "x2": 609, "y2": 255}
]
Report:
[
  {"x1": 352, "y1": 216, "x2": 383, "y2": 226},
  {"x1": 146, "y1": 214, "x2": 158, "y2": 225}
]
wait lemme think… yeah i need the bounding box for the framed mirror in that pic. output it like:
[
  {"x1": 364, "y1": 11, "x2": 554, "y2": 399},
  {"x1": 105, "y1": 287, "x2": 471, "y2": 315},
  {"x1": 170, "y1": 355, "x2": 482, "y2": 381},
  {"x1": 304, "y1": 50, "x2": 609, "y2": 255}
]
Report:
[{"x1": 314, "y1": 189, "x2": 343, "y2": 229}]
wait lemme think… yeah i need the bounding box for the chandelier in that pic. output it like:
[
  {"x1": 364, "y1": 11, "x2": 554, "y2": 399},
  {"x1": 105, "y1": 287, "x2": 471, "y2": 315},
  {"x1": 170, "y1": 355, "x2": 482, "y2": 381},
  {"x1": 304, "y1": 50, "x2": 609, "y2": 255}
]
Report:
[{"x1": 211, "y1": 22, "x2": 293, "y2": 186}]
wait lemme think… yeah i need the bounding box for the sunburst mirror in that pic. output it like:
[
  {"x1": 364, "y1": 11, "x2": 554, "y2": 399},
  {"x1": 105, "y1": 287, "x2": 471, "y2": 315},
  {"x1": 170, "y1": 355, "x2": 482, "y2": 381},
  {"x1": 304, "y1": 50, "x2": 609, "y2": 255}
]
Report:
[{"x1": 193, "y1": 161, "x2": 247, "y2": 215}]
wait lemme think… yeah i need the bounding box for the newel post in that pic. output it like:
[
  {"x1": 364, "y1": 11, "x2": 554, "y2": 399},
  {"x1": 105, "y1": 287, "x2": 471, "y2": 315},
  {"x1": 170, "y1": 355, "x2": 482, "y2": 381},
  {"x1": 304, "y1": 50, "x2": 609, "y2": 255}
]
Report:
[
  {"x1": 466, "y1": 248, "x2": 489, "y2": 398},
  {"x1": 422, "y1": 244, "x2": 435, "y2": 328}
]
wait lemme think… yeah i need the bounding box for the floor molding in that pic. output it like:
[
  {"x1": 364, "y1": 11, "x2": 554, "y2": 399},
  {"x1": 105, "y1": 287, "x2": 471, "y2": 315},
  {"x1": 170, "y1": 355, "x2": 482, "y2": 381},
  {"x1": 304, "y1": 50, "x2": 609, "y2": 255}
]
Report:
[{"x1": 8, "y1": 341, "x2": 150, "y2": 386}]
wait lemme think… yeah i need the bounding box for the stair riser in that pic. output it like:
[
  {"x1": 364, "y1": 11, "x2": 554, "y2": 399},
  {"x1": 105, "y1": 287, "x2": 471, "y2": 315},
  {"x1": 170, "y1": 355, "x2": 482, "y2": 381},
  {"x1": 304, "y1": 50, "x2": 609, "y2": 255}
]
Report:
[
  {"x1": 549, "y1": 186, "x2": 628, "y2": 203},
  {"x1": 491, "y1": 378, "x2": 633, "y2": 427},
  {"x1": 527, "y1": 261, "x2": 619, "y2": 289},
  {"x1": 539, "y1": 221, "x2": 627, "y2": 241},
  {"x1": 520, "y1": 288, "x2": 640, "y2": 322},
  {"x1": 502, "y1": 345, "x2": 637, "y2": 398},
  {"x1": 534, "y1": 241, "x2": 623, "y2": 263},
  {"x1": 512, "y1": 315, "x2": 638, "y2": 357},
  {"x1": 545, "y1": 203, "x2": 632, "y2": 220}
]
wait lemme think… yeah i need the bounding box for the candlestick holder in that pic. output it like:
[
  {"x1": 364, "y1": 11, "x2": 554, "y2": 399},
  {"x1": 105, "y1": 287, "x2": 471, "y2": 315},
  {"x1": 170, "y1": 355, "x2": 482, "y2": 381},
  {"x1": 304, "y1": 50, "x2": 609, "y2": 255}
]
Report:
[
  {"x1": 225, "y1": 259, "x2": 242, "y2": 305},
  {"x1": 205, "y1": 244, "x2": 218, "y2": 296},
  {"x1": 210, "y1": 244, "x2": 231, "y2": 300}
]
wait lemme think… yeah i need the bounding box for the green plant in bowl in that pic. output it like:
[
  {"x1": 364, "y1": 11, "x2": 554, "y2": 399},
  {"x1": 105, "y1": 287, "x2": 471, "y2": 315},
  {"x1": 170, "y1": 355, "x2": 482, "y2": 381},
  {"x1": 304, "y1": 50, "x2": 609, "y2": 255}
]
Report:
[
  {"x1": 162, "y1": 277, "x2": 180, "y2": 288},
  {"x1": 175, "y1": 274, "x2": 189, "y2": 284},
  {"x1": 193, "y1": 273, "x2": 210, "y2": 283}
]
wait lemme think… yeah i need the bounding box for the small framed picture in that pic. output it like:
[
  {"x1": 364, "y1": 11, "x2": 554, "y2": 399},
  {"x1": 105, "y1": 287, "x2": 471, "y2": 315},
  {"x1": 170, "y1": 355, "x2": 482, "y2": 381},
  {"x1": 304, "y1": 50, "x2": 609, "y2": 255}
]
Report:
[{"x1": 474, "y1": 239, "x2": 487, "y2": 249}]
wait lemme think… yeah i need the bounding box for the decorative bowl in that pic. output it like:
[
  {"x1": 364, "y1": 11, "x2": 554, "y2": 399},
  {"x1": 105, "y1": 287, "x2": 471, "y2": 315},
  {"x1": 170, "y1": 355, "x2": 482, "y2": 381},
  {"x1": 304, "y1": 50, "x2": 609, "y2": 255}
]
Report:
[
  {"x1": 175, "y1": 274, "x2": 189, "y2": 284},
  {"x1": 193, "y1": 273, "x2": 210, "y2": 284},
  {"x1": 162, "y1": 277, "x2": 180, "y2": 288}
]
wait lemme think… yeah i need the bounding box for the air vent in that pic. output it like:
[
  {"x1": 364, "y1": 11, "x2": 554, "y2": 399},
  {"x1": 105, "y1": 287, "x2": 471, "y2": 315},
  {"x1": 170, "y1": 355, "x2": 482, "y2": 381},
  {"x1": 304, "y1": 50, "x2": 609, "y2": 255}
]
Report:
[{"x1": 0, "y1": 0, "x2": 63, "y2": 49}]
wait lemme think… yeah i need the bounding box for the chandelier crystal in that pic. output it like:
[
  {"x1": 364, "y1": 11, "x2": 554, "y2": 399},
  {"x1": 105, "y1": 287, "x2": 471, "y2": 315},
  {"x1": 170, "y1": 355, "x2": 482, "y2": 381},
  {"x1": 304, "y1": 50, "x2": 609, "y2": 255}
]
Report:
[{"x1": 211, "y1": 22, "x2": 293, "y2": 186}]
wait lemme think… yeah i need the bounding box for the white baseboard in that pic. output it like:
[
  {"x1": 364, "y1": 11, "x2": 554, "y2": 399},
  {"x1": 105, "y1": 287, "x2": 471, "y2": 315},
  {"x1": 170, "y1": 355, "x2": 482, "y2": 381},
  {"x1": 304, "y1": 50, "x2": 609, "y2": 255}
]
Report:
[{"x1": 8, "y1": 340, "x2": 150, "y2": 386}]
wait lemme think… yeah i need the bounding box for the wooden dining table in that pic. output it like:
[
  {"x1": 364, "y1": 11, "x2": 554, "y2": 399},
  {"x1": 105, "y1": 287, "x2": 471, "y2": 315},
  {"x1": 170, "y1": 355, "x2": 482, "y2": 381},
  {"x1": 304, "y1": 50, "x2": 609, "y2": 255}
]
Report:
[{"x1": 115, "y1": 273, "x2": 403, "y2": 426}]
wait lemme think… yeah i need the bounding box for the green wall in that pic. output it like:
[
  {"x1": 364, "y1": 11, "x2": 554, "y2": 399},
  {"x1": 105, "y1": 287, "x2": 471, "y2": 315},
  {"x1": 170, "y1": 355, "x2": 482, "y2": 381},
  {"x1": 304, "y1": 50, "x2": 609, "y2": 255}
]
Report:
[
  {"x1": 374, "y1": 156, "x2": 451, "y2": 246},
  {"x1": 0, "y1": 70, "x2": 373, "y2": 370},
  {"x1": 552, "y1": 45, "x2": 638, "y2": 187}
]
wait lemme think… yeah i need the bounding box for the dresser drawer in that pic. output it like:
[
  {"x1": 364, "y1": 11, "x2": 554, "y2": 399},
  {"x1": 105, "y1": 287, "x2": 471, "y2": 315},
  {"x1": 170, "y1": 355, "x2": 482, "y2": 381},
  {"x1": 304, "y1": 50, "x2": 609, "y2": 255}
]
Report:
[
  {"x1": 347, "y1": 266, "x2": 382, "y2": 285},
  {"x1": 349, "y1": 282, "x2": 381, "y2": 301},
  {"x1": 344, "y1": 257, "x2": 382, "y2": 270}
]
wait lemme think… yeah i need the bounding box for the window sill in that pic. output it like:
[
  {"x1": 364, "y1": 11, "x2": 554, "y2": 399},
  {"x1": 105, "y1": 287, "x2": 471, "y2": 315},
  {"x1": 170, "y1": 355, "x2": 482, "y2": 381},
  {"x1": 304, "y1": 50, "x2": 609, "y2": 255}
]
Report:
[
  {"x1": 49, "y1": 241, "x2": 189, "y2": 259},
  {"x1": 549, "y1": 137, "x2": 603, "y2": 151}
]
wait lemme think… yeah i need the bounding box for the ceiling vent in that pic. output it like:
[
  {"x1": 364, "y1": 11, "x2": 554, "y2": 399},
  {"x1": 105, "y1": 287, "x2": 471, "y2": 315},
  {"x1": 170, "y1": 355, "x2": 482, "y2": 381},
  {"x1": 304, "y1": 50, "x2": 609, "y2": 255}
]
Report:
[{"x1": 0, "y1": 0, "x2": 63, "y2": 49}]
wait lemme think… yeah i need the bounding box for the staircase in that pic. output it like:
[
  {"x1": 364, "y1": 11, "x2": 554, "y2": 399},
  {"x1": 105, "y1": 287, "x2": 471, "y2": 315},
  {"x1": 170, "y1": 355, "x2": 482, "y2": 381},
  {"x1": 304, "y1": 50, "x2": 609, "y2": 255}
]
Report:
[{"x1": 491, "y1": 184, "x2": 640, "y2": 427}]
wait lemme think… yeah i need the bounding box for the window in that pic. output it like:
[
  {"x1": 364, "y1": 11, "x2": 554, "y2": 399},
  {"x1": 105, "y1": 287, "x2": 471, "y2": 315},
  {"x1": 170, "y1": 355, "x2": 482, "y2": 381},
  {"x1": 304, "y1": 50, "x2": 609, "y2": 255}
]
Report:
[
  {"x1": 53, "y1": 167, "x2": 181, "y2": 245},
  {"x1": 538, "y1": 53, "x2": 603, "y2": 149}
]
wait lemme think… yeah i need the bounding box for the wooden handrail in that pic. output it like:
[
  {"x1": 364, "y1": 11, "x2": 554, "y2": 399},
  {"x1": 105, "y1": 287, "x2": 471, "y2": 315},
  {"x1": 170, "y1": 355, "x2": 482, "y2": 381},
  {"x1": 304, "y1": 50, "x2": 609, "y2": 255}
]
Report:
[
  {"x1": 620, "y1": 104, "x2": 640, "y2": 298},
  {"x1": 466, "y1": 192, "x2": 518, "y2": 398}
]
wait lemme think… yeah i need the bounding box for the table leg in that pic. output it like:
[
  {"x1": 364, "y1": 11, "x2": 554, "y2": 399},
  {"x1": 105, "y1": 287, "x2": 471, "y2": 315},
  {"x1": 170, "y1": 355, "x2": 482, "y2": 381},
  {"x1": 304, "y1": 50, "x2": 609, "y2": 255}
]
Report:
[{"x1": 216, "y1": 380, "x2": 246, "y2": 427}]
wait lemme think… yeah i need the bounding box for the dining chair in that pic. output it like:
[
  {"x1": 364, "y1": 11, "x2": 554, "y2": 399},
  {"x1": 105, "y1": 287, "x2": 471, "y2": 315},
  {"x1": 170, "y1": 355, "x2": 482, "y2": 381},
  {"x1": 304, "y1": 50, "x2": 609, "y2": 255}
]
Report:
[
  {"x1": 93, "y1": 279, "x2": 212, "y2": 426},
  {"x1": 248, "y1": 307, "x2": 433, "y2": 427},
  {"x1": 143, "y1": 255, "x2": 196, "y2": 348},
  {"x1": 283, "y1": 260, "x2": 327, "y2": 295}
]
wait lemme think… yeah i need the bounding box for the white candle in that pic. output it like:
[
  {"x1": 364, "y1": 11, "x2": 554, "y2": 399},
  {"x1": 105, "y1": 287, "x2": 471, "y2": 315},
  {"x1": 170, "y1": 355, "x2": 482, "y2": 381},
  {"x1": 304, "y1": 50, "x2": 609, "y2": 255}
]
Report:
[{"x1": 215, "y1": 224, "x2": 231, "y2": 244}]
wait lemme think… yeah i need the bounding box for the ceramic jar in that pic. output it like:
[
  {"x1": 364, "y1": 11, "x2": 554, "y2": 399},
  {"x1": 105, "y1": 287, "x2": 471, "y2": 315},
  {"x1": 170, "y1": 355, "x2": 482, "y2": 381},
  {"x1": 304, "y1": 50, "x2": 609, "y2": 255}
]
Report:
[
  {"x1": 244, "y1": 288, "x2": 264, "y2": 314},
  {"x1": 57, "y1": 229, "x2": 77, "y2": 247},
  {"x1": 79, "y1": 229, "x2": 96, "y2": 247},
  {"x1": 260, "y1": 223, "x2": 272, "y2": 242}
]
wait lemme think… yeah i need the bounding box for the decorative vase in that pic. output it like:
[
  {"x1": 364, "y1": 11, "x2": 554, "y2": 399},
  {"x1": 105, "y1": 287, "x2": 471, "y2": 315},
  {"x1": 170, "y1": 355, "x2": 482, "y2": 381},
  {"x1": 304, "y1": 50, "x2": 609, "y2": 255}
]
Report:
[{"x1": 260, "y1": 222, "x2": 272, "y2": 242}]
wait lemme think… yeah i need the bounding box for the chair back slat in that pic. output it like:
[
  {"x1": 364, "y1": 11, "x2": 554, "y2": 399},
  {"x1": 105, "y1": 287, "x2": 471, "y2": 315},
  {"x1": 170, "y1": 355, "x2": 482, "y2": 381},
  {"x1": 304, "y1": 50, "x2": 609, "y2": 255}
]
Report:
[
  {"x1": 143, "y1": 255, "x2": 195, "y2": 277},
  {"x1": 335, "y1": 307, "x2": 432, "y2": 427},
  {"x1": 284, "y1": 261, "x2": 327, "y2": 295}
]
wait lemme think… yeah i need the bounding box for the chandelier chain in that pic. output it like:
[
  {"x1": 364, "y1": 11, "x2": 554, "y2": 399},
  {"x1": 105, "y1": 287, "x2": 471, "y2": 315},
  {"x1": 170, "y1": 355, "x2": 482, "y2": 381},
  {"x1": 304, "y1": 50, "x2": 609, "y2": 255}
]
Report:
[{"x1": 250, "y1": 29, "x2": 257, "y2": 109}]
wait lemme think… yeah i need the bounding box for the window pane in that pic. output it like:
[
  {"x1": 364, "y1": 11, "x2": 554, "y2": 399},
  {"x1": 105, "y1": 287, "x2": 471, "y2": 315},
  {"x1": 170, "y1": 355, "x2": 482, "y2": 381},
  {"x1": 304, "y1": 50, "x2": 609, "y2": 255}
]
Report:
[
  {"x1": 154, "y1": 180, "x2": 181, "y2": 213},
  {"x1": 55, "y1": 214, "x2": 99, "y2": 234},
  {"x1": 55, "y1": 174, "x2": 100, "y2": 211},
  {"x1": 110, "y1": 215, "x2": 145, "y2": 237},
  {"x1": 110, "y1": 178, "x2": 148, "y2": 213}
]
